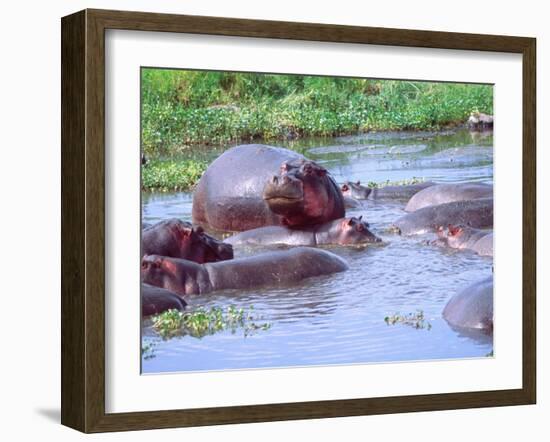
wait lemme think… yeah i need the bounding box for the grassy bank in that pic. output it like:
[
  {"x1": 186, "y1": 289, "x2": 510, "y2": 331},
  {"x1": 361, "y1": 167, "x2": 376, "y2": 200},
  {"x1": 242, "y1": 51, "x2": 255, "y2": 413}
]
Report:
[
  {"x1": 142, "y1": 159, "x2": 207, "y2": 192},
  {"x1": 142, "y1": 69, "x2": 493, "y2": 157}
]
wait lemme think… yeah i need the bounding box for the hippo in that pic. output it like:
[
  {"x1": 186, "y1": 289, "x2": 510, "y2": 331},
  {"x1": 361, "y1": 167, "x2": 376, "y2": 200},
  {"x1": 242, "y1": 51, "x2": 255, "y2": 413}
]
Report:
[
  {"x1": 142, "y1": 283, "x2": 187, "y2": 316},
  {"x1": 393, "y1": 198, "x2": 493, "y2": 235},
  {"x1": 442, "y1": 276, "x2": 493, "y2": 332},
  {"x1": 433, "y1": 225, "x2": 493, "y2": 257},
  {"x1": 142, "y1": 219, "x2": 233, "y2": 263},
  {"x1": 225, "y1": 216, "x2": 381, "y2": 247},
  {"x1": 141, "y1": 247, "x2": 348, "y2": 296},
  {"x1": 467, "y1": 112, "x2": 494, "y2": 131},
  {"x1": 405, "y1": 183, "x2": 493, "y2": 212},
  {"x1": 192, "y1": 145, "x2": 345, "y2": 232},
  {"x1": 341, "y1": 180, "x2": 435, "y2": 201},
  {"x1": 343, "y1": 196, "x2": 362, "y2": 209}
]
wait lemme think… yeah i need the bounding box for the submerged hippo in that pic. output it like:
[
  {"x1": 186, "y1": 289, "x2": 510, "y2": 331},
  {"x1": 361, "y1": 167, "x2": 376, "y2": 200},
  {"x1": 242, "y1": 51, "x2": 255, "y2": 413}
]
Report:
[
  {"x1": 442, "y1": 276, "x2": 493, "y2": 332},
  {"x1": 393, "y1": 198, "x2": 493, "y2": 235},
  {"x1": 192, "y1": 145, "x2": 345, "y2": 232},
  {"x1": 142, "y1": 283, "x2": 187, "y2": 316},
  {"x1": 433, "y1": 225, "x2": 493, "y2": 257},
  {"x1": 142, "y1": 219, "x2": 233, "y2": 263},
  {"x1": 405, "y1": 182, "x2": 493, "y2": 212},
  {"x1": 341, "y1": 180, "x2": 435, "y2": 201},
  {"x1": 225, "y1": 216, "x2": 381, "y2": 247},
  {"x1": 141, "y1": 247, "x2": 348, "y2": 296}
]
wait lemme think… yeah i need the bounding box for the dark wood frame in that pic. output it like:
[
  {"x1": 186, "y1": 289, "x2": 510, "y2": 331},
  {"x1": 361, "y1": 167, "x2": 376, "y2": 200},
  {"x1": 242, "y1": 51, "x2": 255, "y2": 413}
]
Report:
[{"x1": 61, "y1": 8, "x2": 536, "y2": 433}]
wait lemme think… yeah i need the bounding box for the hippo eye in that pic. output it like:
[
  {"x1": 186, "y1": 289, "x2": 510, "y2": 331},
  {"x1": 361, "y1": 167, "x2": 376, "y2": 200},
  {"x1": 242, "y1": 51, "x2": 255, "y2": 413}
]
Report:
[
  {"x1": 141, "y1": 262, "x2": 148, "y2": 269},
  {"x1": 356, "y1": 224, "x2": 364, "y2": 232}
]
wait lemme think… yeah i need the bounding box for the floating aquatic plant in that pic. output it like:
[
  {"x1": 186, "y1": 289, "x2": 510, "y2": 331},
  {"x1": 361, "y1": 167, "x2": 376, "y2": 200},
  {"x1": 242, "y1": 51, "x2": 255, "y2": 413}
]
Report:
[
  {"x1": 368, "y1": 177, "x2": 425, "y2": 188},
  {"x1": 384, "y1": 310, "x2": 432, "y2": 330},
  {"x1": 151, "y1": 305, "x2": 271, "y2": 339}
]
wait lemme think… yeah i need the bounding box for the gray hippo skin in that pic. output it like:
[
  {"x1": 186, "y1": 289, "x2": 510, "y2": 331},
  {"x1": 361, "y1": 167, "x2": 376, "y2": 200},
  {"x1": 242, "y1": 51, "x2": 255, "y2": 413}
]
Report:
[
  {"x1": 142, "y1": 219, "x2": 233, "y2": 263},
  {"x1": 192, "y1": 145, "x2": 345, "y2": 232},
  {"x1": 405, "y1": 182, "x2": 493, "y2": 212},
  {"x1": 141, "y1": 247, "x2": 348, "y2": 296},
  {"x1": 341, "y1": 180, "x2": 435, "y2": 201},
  {"x1": 442, "y1": 276, "x2": 493, "y2": 332},
  {"x1": 434, "y1": 225, "x2": 493, "y2": 257},
  {"x1": 225, "y1": 216, "x2": 381, "y2": 247},
  {"x1": 393, "y1": 198, "x2": 493, "y2": 235},
  {"x1": 142, "y1": 283, "x2": 187, "y2": 316}
]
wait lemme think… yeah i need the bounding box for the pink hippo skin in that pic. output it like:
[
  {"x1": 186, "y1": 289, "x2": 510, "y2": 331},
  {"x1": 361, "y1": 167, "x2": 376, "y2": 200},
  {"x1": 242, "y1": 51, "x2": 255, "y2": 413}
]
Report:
[{"x1": 142, "y1": 219, "x2": 233, "y2": 263}]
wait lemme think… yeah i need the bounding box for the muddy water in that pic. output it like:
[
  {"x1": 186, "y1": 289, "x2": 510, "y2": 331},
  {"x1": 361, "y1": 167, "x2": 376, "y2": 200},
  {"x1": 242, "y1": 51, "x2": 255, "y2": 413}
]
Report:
[{"x1": 141, "y1": 128, "x2": 493, "y2": 373}]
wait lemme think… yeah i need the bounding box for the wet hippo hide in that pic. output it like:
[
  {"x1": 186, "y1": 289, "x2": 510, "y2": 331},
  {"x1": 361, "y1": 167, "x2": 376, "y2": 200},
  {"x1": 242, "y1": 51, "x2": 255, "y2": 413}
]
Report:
[
  {"x1": 435, "y1": 225, "x2": 493, "y2": 257},
  {"x1": 142, "y1": 283, "x2": 187, "y2": 317},
  {"x1": 442, "y1": 275, "x2": 493, "y2": 332},
  {"x1": 192, "y1": 145, "x2": 345, "y2": 232},
  {"x1": 141, "y1": 247, "x2": 349, "y2": 296},
  {"x1": 142, "y1": 218, "x2": 233, "y2": 263},
  {"x1": 405, "y1": 182, "x2": 493, "y2": 212},
  {"x1": 341, "y1": 180, "x2": 435, "y2": 201},
  {"x1": 394, "y1": 198, "x2": 493, "y2": 235},
  {"x1": 225, "y1": 216, "x2": 381, "y2": 246}
]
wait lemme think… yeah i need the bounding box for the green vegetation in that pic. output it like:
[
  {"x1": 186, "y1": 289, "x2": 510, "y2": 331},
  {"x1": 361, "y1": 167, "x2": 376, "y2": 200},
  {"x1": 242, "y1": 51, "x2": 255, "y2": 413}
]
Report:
[
  {"x1": 366, "y1": 177, "x2": 425, "y2": 188},
  {"x1": 384, "y1": 310, "x2": 432, "y2": 330},
  {"x1": 142, "y1": 159, "x2": 207, "y2": 192},
  {"x1": 151, "y1": 305, "x2": 271, "y2": 339},
  {"x1": 142, "y1": 69, "x2": 493, "y2": 156}
]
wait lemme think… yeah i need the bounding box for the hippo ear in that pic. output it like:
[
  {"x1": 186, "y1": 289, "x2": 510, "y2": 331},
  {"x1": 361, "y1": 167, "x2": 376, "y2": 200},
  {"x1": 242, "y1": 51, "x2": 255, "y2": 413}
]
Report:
[
  {"x1": 356, "y1": 180, "x2": 361, "y2": 185},
  {"x1": 346, "y1": 218, "x2": 355, "y2": 226},
  {"x1": 315, "y1": 166, "x2": 327, "y2": 177},
  {"x1": 341, "y1": 184, "x2": 349, "y2": 191},
  {"x1": 448, "y1": 225, "x2": 462, "y2": 236},
  {"x1": 358, "y1": 215, "x2": 363, "y2": 221},
  {"x1": 193, "y1": 226, "x2": 204, "y2": 235}
]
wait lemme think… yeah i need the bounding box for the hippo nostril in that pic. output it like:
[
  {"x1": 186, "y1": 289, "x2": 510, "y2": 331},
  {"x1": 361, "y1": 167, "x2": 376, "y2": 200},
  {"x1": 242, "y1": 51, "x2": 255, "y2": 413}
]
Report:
[
  {"x1": 271, "y1": 176, "x2": 279, "y2": 184},
  {"x1": 282, "y1": 176, "x2": 291, "y2": 184}
]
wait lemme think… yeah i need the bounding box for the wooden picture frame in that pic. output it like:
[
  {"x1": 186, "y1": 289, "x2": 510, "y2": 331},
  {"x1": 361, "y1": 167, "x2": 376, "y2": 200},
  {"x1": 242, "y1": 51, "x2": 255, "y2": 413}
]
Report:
[{"x1": 61, "y1": 8, "x2": 536, "y2": 433}]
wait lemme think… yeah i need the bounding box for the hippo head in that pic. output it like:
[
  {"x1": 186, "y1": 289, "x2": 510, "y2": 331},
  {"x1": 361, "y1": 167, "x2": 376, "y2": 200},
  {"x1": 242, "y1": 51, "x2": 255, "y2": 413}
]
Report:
[
  {"x1": 340, "y1": 181, "x2": 372, "y2": 199},
  {"x1": 434, "y1": 224, "x2": 472, "y2": 248},
  {"x1": 142, "y1": 219, "x2": 233, "y2": 263},
  {"x1": 262, "y1": 159, "x2": 345, "y2": 226},
  {"x1": 334, "y1": 216, "x2": 381, "y2": 244},
  {"x1": 141, "y1": 254, "x2": 203, "y2": 296},
  {"x1": 445, "y1": 224, "x2": 469, "y2": 248},
  {"x1": 194, "y1": 226, "x2": 234, "y2": 263}
]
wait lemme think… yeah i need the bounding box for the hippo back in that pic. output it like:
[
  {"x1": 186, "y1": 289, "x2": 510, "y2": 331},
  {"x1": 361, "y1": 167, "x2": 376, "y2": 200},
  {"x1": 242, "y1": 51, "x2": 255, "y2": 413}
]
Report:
[
  {"x1": 405, "y1": 183, "x2": 493, "y2": 212},
  {"x1": 442, "y1": 276, "x2": 493, "y2": 331}
]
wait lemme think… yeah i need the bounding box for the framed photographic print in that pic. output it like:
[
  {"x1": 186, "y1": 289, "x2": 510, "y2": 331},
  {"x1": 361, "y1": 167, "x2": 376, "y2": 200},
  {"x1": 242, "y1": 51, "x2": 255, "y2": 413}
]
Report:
[{"x1": 61, "y1": 9, "x2": 536, "y2": 433}]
